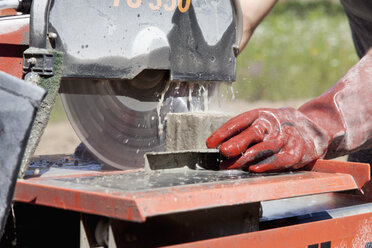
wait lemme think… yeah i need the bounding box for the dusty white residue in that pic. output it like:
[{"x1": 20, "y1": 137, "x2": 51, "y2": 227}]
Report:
[
  {"x1": 352, "y1": 216, "x2": 372, "y2": 248},
  {"x1": 107, "y1": 23, "x2": 117, "y2": 35}
]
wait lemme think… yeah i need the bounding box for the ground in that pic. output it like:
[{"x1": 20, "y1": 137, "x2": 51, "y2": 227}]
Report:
[{"x1": 34, "y1": 121, "x2": 80, "y2": 155}]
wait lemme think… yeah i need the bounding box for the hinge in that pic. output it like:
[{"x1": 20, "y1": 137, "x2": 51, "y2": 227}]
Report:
[{"x1": 23, "y1": 48, "x2": 54, "y2": 77}]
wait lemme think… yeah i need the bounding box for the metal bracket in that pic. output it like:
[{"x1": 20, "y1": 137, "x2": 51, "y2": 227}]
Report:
[
  {"x1": 29, "y1": 0, "x2": 52, "y2": 48},
  {"x1": 23, "y1": 48, "x2": 54, "y2": 76}
]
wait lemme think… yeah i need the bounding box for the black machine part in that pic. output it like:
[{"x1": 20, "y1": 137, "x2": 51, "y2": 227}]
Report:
[{"x1": 0, "y1": 72, "x2": 45, "y2": 238}]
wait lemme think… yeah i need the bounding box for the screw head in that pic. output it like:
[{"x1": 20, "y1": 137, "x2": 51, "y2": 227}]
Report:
[
  {"x1": 27, "y1": 57, "x2": 37, "y2": 65},
  {"x1": 48, "y1": 32, "x2": 58, "y2": 40}
]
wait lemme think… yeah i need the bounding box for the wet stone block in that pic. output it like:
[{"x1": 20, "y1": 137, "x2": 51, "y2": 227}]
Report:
[
  {"x1": 166, "y1": 112, "x2": 234, "y2": 151},
  {"x1": 0, "y1": 72, "x2": 45, "y2": 237}
]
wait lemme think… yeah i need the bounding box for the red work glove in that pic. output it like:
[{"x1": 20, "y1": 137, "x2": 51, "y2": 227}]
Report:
[
  {"x1": 206, "y1": 108, "x2": 331, "y2": 172},
  {"x1": 207, "y1": 50, "x2": 372, "y2": 172}
]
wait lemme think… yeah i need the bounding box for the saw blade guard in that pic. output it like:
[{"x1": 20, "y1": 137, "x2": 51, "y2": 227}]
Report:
[{"x1": 34, "y1": 0, "x2": 241, "y2": 82}]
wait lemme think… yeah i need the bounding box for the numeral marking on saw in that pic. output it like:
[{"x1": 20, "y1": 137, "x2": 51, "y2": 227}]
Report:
[
  {"x1": 163, "y1": 0, "x2": 177, "y2": 11},
  {"x1": 178, "y1": 0, "x2": 190, "y2": 13},
  {"x1": 149, "y1": 0, "x2": 161, "y2": 10},
  {"x1": 113, "y1": 0, "x2": 189, "y2": 12},
  {"x1": 127, "y1": 0, "x2": 142, "y2": 8},
  {"x1": 113, "y1": 0, "x2": 120, "y2": 6}
]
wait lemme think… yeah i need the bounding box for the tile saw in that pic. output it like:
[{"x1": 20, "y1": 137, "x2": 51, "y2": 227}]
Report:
[{"x1": 1, "y1": 1, "x2": 372, "y2": 247}]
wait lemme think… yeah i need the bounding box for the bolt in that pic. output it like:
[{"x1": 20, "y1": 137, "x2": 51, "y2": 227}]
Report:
[
  {"x1": 27, "y1": 57, "x2": 37, "y2": 65},
  {"x1": 33, "y1": 168, "x2": 40, "y2": 176},
  {"x1": 48, "y1": 32, "x2": 57, "y2": 40},
  {"x1": 233, "y1": 46, "x2": 240, "y2": 56}
]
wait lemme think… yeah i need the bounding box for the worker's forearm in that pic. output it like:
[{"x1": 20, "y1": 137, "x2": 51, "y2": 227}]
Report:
[
  {"x1": 239, "y1": 0, "x2": 278, "y2": 51},
  {"x1": 298, "y1": 50, "x2": 372, "y2": 158}
]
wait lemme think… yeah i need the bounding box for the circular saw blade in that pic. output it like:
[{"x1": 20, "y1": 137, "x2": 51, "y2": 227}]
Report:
[{"x1": 60, "y1": 75, "x2": 194, "y2": 170}]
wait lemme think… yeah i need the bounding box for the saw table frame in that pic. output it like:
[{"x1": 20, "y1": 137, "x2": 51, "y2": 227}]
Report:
[
  {"x1": 14, "y1": 160, "x2": 369, "y2": 223},
  {"x1": 5, "y1": 157, "x2": 372, "y2": 247}
]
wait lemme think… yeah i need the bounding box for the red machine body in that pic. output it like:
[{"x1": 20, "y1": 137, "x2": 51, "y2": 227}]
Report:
[
  {"x1": 10, "y1": 157, "x2": 372, "y2": 247},
  {"x1": 0, "y1": 9, "x2": 28, "y2": 78}
]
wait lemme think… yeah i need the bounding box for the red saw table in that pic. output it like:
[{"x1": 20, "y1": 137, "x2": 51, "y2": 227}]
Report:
[{"x1": 3, "y1": 156, "x2": 372, "y2": 248}]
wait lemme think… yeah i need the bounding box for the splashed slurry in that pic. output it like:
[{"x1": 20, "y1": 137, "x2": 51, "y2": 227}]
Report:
[
  {"x1": 230, "y1": 83, "x2": 236, "y2": 101},
  {"x1": 156, "y1": 81, "x2": 215, "y2": 139},
  {"x1": 200, "y1": 82, "x2": 209, "y2": 111},
  {"x1": 60, "y1": 168, "x2": 278, "y2": 192},
  {"x1": 188, "y1": 82, "x2": 194, "y2": 111},
  {"x1": 156, "y1": 80, "x2": 171, "y2": 138},
  {"x1": 163, "y1": 81, "x2": 241, "y2": 152}
]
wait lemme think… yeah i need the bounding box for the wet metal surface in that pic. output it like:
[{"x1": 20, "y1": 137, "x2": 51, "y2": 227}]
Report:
[
  {"x1": 261, "y1": 193, "x2": 370, "y2": 221},
  {"x1": 25, "y1": 155, "x2": 106, "y2": 178},
  {"x1": 25, "y1": 156, "x2": 372, "y2": 221},
  {"x1": 57, "y1": 167, "x2": 283, "y2": 192},
  {"x1": 14, "y1": 156, "x2": 367, "y2": 222}
]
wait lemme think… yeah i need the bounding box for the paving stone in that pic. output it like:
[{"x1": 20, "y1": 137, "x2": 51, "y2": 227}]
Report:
[{"x1": 166, "y1": 112, "x2": 234, "y2": 151}]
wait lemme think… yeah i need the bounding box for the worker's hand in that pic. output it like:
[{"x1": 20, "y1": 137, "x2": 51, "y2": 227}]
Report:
[{"x1": 206, "y1": 108, "x2": 329, "y2": 172}]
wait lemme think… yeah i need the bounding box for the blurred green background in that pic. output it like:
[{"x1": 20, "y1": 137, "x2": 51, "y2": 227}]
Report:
[
  {"x1": 234, "y1": 0, "x2": 358, "y2": 101},
  {"x1": 50, "y1": 0, "x2": 359, "y2": 122}
]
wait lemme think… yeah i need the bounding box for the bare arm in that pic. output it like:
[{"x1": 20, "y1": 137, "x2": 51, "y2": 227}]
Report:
[{"x1": 239, "y1": 0, "x2": 278, "y2": 51}]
